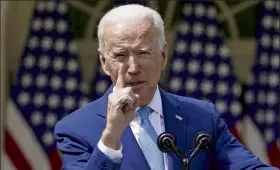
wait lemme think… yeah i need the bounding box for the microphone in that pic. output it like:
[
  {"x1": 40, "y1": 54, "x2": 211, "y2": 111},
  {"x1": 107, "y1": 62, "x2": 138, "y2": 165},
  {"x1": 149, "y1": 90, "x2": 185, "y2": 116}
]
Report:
[
  {"x1": 157, "y1": 132, "x2": 213, "y2": 170},
  {"x1": 188, "y1": 132, "x2": 213, "y2": 161},
  {"x1": 157, "y1": 132, "x2": 183, "y2": 159}
]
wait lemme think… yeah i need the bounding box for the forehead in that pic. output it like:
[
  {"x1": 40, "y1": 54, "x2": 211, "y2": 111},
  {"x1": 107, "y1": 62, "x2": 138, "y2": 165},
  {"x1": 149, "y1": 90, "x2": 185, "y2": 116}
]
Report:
[{"x1": 103, "y1": 18, "x2": 157, "y2": 50}]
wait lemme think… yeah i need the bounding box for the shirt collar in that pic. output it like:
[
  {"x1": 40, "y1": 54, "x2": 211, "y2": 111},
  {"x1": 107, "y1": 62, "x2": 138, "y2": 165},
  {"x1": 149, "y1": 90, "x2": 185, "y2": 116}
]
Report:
[{"x1": 148, "y1": 85, "x2": 163, "y2": 117}]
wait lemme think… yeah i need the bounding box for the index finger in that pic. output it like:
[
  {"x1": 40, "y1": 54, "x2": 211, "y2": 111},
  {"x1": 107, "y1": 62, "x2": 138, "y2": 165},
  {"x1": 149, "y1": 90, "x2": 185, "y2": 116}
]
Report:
[{"x1": 116, "y1": 64, "x2": 125, "y2": 88}]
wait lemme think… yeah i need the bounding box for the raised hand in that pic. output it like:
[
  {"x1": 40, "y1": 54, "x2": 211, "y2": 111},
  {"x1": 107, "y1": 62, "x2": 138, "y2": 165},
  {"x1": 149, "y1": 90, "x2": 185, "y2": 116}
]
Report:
[{"x1": 101, "y1": 64, "x2": 140, "y2": 149}]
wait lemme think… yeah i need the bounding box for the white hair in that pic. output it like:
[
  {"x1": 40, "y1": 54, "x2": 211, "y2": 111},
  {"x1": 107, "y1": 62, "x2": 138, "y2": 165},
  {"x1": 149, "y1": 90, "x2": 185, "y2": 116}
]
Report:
[{"x1": 97, "y1": 4, "x2": 166, "y2": 51}]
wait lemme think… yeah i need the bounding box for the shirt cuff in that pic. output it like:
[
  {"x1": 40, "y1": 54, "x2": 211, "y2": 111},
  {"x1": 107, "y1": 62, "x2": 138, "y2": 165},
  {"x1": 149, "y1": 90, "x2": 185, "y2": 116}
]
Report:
[{"x1": 97, "y1": 139, "x2": 123, "y2": 163}]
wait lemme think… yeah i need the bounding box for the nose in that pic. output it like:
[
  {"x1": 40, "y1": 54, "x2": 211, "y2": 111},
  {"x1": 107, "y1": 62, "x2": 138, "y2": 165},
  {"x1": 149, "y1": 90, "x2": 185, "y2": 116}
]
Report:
[{"x1": 127, "y1": 55, "x2": 140, "y2": 75}]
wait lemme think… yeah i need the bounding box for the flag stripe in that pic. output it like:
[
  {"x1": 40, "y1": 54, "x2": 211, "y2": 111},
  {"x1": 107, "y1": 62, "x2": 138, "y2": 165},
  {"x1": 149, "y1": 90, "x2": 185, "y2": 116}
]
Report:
[
  {"x1": 268, "y1": 143, "x2": 280, "y2": 168},
  {"x1": 230, "y1": 127, "x2": 242, "y2": 142},
  {"x1": 4, "y1": 129, "x2": 32, "y2": 170},
  {"x1": 1, "y1": 151, "x2": 17, "y2": 170},
  {"x1": 48, "y1": 150, "x2": 62, "y2": 170},
  {"x1": 242, "y1": 116, "x2": 270, "y2": 164},
  {"x1": 6, "y1": 100, "x2": 51, "y2": 170}
]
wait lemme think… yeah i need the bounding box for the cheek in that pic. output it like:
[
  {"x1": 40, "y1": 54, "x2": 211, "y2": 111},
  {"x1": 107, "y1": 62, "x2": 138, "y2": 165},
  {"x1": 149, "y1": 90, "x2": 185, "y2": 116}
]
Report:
[{"x1": 142, "y1": 59, "x2": 161, "y2": 79}]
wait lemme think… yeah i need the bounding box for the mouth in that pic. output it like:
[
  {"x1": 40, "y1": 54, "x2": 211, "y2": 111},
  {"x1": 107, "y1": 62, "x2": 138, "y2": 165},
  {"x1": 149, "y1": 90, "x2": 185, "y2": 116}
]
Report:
[{"x1": 126, "y1": 81, "x2": 145, "y2": 87}]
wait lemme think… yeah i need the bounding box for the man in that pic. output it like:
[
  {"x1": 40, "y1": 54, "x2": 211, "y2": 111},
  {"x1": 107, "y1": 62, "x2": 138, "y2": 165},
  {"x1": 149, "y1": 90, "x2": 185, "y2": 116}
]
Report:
[{"x1": 54, "y1": 4, "x2": 278, "y2": 170}]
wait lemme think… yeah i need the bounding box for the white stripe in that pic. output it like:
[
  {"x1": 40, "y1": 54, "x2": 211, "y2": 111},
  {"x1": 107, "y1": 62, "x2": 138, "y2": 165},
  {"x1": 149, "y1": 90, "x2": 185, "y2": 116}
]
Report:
[
  {"x1": 1, "y1": 151, "x2": 17, "y2": 170},
  {"x1": 242, "y1": 115, "x2": 269, "y2": 164},
  {"x1": 7, "y1": 100, "x2": 51, "y2": 170}
]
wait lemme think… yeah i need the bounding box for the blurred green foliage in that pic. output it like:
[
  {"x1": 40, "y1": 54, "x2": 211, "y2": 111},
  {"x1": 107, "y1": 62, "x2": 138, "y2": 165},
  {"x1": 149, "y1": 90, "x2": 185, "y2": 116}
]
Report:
[
  {"x1": 67, "y1": 0, "x2": 259, "y2": 39},
  {"x1": 68, "y1": 5, "x2": 90, "y2": 38},
  {"x1": 235, "y1": 3, "x2": 259, "y2": 37}
]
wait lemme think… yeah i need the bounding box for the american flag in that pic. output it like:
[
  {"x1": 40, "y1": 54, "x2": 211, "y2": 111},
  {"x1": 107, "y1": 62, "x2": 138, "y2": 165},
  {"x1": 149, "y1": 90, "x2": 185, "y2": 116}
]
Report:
[
  {"x1": 167, "y1": 0, "x2": 243, "y2": 138},
  {"x1": 244, "y1": 0, "x2": 280, "y2": 167},
  {"x1": 3, "y1": 0, "x2": 89, "y2": 169}
]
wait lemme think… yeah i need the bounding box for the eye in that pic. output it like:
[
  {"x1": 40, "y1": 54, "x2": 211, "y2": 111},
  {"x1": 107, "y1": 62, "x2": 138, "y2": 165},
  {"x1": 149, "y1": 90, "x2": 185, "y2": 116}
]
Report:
[
  {"x1": 139, "y1": 51, "x2": 150, "y2": 55},
  {"x1": 113, "y1": 53, "x2": 126, "y2": 58},
  {"x1": 116, "y1": 53, "x2": 125, "y2": 57}
]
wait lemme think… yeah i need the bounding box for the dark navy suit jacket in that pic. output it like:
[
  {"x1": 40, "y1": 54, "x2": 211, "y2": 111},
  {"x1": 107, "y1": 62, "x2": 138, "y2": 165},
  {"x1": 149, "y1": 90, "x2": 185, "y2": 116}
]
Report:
[{"x1": 54, "y1": 86, "x2": 278, "y2": 170}]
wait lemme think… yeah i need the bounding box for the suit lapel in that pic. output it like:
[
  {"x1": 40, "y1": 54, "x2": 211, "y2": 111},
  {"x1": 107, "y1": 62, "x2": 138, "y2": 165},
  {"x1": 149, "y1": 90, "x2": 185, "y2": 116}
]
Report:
[
  {"x1": 160, "y1": 88, "x2": 187, "y2": 170},
  {"x1": 121, "y1": 127, "x2": 150, "y2": 170}
]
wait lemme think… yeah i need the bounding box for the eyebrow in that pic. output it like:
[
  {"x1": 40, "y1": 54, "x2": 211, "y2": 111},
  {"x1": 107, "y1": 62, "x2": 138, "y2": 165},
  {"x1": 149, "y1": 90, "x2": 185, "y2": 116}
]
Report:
[
  {"x1": 138, "y1": 47, "x2": 150, "y2": 51},
  {"x1": 111, "y1": 48, "x2": 126, "y2": 53},
  {"x1": 109, "y1": 45, "x2": 152, "y2": 54},
  {"x1": 135, "y1": 45, "x2": 153, "y2": 52}
]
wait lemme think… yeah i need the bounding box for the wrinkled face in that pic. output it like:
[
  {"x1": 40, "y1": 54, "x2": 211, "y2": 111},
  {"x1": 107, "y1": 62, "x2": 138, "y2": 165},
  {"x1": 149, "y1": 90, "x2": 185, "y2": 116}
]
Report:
[{"x1": 99, "y1": 16, "x2": 168, "y2": 106}]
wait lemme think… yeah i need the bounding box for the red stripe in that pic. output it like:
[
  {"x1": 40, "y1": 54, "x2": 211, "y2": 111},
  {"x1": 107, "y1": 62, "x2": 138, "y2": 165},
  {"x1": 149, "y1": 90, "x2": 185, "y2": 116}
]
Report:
[
  {"x1": 230, "y1": 126, "x2": 243, "y2": 143},
  {"x1": 4, "y1": 128, "x2": 32, "y2": 170},
  {"x1": 48, "y1": 149, "x2": 62, "y2": 170},
  {"x1": 268, "y1": 143, "x2": 280, "y2": 168}
]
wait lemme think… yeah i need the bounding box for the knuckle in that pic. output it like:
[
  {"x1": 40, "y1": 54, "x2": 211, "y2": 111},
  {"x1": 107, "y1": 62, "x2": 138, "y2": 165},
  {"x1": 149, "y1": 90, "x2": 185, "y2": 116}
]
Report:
[
  {"x1": 127, "y1": 87, "x2": 133, "y2": 92},
  {"x1": 126, "y1": 97, "x2": 133, "y2": 103},
  {"x1": 109, "y1": 94, "x2": 119, "y2": 105},
  {"x1": 123, "y1": 87, "x2": 132, "y2": 93}
]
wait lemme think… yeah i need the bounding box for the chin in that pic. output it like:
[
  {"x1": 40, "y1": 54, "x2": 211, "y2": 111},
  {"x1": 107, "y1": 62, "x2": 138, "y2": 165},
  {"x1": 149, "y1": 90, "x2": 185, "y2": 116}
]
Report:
[
  {"x1": 136, "y1": 90, "x2": 154, "y2": 106},
  {"x1": 133, "y1": 88, "x2": 144, "y2": 97}
]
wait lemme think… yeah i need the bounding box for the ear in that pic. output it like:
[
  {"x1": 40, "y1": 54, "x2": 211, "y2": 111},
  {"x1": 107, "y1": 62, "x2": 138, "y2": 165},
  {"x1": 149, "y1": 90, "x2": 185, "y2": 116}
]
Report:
[
  {"x1": 161, "y1": 43, "x2": 168, "y2": 71},
  {"x1": 98, "y1": 49, "x2": 111, "y2": 76}
]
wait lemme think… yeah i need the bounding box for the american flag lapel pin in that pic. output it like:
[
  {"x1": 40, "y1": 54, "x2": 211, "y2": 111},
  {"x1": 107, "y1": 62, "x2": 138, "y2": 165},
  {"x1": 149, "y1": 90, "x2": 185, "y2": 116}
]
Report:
[{"x1": 175, "y1": 114, "x2": 183, "y2": 121}]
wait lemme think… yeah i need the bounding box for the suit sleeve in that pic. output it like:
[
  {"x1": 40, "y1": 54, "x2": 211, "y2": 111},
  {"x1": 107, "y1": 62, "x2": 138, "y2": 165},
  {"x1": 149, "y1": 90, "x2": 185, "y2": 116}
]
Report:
[
  {"x1": 210, "y1": 104, "x2": 279, "y2": 170},
  {"x1": 54, "y1": 121, "x2": 122, "y2": 170}
]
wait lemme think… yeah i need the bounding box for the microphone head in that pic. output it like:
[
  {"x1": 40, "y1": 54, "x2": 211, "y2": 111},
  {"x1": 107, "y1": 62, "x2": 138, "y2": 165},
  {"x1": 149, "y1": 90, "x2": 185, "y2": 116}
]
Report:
[
  {"x1": 157, "y1": 132, "x2": 177, "y2": 153},
  {"x1": 194, "y1": 132, "x2": 213, "y2": 152}
]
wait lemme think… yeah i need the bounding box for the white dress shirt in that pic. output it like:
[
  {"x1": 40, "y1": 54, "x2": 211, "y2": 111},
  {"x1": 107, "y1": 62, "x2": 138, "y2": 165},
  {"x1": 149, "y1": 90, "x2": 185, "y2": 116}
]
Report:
[{"x1": 98, "y1": 86, "x2": 168, "y2": 170}]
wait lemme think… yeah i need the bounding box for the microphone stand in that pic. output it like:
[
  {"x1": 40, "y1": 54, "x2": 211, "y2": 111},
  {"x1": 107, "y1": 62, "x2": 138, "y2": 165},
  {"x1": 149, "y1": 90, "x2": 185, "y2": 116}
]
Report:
[
  {"x1": 165, "y1": 147, "x2": 190, "y2": 170},
  {"x1": 181, "y1": 141, "x2": 204, "y2": 170},
  {"x1": 157, "y1": 132, "x2": 212, "y2": 170},
  {"x1": 168, "y1": 144, "x2": 191, "y2": 170},
  {"x1": 182, "y1": 135, "x2": 212, "y2": 170},
  {"x1": 158, "y1": 134, "x2": 190, "y2": 170},
  {"x1": 181, "y1": 157, "x2": 190, "y2": 170}
]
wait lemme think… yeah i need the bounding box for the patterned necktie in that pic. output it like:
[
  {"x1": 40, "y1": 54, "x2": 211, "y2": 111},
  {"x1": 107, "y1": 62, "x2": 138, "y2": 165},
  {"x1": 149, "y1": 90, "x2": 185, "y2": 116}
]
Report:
[{"x1": 138, "y1": 106, "x2": 164, "y2": 170}]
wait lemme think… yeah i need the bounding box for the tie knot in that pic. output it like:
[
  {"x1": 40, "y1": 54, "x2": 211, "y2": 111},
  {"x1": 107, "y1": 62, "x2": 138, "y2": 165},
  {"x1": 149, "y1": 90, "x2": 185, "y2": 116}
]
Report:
[{"x1": 138, "y1": 106, "x2": 151, "y2": 120}]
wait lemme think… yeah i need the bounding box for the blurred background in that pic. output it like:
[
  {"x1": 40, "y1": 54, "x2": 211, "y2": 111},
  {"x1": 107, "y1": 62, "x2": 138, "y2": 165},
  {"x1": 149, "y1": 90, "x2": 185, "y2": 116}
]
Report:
[{"x1": 0, "y1": 0, "x2": 279, "y2": 169}]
